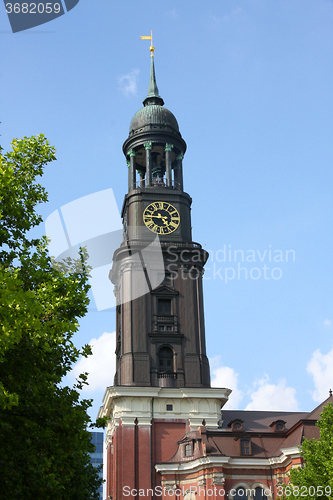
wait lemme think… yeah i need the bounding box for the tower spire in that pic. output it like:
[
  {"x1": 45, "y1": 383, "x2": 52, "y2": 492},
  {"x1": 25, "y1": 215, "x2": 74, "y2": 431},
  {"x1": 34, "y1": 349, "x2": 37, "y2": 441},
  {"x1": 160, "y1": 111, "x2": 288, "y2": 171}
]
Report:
[
  {"x1": 147, "y1": 54, "x2": 160, "y2": 98},
  {"x1": 140, "y1": 31, "x2": 164, "y2": 106}
]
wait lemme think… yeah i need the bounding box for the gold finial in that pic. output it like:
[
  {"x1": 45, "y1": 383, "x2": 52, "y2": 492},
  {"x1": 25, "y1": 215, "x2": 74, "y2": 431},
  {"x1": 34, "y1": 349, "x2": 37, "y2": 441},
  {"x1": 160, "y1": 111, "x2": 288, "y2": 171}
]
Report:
[{"x1": 140, "y1": 30, "x2": 155, "y2": 57}]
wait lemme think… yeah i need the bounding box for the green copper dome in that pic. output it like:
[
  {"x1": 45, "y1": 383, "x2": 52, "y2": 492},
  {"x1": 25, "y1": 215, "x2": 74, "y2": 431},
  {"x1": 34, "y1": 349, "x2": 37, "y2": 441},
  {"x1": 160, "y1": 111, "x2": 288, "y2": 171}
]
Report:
[{"x1": 129, "y1": 104, "x2": 180, "y2": 134}]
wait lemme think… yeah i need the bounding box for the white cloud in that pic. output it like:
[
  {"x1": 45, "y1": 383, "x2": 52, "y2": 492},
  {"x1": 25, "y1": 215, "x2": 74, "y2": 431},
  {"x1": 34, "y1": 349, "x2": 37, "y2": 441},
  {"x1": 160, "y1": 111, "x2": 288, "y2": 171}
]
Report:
[
  {"x1": 324, "y1": 319, "x2": 332, "y2": 327},
  {"x1": 71, "y1": 332, "x2": 116, "y2": 392},
  {"x1": 245, "y1": 375, "x2": 298, "y2": 411},
  {"x1": 210, "y1": 356, "x2": 243, "y2": 409},
  {"x1": 118, "y1": 69, "x2": 140, "y2": 97},
  {"x1": 307, "y1": 346, "x2": 333, "y2": 402}
]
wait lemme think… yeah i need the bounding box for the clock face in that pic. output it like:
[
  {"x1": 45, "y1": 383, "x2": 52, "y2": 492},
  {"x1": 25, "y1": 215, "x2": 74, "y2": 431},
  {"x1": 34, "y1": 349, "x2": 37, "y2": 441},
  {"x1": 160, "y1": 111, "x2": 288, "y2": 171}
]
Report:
[{"x1": 143, "y1": 201, "x2": 180, "y2": 234}]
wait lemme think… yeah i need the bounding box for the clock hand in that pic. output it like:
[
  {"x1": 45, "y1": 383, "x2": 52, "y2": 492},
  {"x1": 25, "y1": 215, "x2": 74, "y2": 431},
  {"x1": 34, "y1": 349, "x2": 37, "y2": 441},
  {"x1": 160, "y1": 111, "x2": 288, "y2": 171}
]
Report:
[{"x1": 155, "y1": 213, "x2": 168, "y2": 224}]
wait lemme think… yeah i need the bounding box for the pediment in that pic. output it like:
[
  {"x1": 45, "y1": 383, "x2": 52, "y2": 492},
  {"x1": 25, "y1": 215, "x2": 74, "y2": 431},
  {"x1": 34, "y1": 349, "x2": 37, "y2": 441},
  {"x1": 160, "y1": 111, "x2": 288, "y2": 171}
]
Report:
[{"x1": 151, "y1": 284, "x2": 179, "y2": 296}]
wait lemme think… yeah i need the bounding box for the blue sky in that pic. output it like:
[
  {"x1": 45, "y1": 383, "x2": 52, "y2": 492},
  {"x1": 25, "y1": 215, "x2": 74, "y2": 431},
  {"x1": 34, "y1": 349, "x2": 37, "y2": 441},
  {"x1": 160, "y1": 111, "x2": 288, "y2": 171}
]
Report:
[{"x1": 1, "y1": 0, "x2": 333, "y2": 422}]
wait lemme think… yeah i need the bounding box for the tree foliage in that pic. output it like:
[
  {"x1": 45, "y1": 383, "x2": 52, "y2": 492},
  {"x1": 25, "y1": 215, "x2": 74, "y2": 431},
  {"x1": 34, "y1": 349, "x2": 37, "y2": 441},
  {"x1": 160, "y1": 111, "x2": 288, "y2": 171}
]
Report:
[
  {"x1": 0, "y1": 135, "x2": 102, "y2": 499},
  {"x1": 288, "y1": 403, "x2": 333, "y2": 500}
]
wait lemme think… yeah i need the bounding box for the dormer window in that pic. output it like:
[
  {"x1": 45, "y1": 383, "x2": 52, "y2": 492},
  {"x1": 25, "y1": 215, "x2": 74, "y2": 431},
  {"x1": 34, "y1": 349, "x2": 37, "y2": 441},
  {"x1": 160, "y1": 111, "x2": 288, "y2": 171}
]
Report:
[
  {"x1": 185, "y1": 443, "x2": 192, "y2": 457},
  {"x1": 270, "y1": 420, "x2": 286, "y2": 432},
  {"x1": 240, "y1": 438, "x2": 251, "y2": 455},
  {"x1": 229, "y1": 419, "x2": 244, "y2": 432}
]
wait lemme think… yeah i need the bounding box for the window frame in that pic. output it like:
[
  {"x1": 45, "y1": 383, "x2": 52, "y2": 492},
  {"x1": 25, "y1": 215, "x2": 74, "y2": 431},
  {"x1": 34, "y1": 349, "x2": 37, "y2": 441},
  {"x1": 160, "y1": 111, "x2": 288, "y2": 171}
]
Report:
[
  {"x1": 158, "y1": 298, "x2": 172, "y2": 316},
  {"x1": 240, "y1": 438, "x2": 251, "y2": 456},
  {"x1": 184, "y1": 443, "x2": 193, "y2": 457}
]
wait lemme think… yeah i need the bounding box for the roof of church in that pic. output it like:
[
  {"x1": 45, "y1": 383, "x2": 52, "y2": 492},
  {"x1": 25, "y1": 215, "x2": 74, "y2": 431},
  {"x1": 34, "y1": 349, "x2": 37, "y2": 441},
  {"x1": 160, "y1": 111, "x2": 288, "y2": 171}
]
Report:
[
  {"x1": 220, "y1": 410, "x2": 308, "y2": 433},
  {"x1": 165, "y1": 396, "x2": 333, "y2": 463},
  {"x1": 305, "y1": 394, "x2": 333, "y2": 420},
  {"x1": 220, "y1": 394, "x2": 333, "y2": 433}
]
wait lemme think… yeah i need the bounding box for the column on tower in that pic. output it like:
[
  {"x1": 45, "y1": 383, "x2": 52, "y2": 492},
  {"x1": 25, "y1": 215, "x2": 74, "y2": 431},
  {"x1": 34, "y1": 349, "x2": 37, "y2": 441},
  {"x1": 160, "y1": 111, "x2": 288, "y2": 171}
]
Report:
[
  {"x1": 174, "y1": 153, "x2": 184, "y2": 191},
  {"x1": 126, "y1": 159, "x2": 131, "y2": 191},
  {"x1": 165, "y1": 143, "x2": 173, "y2": 187},
  {"x1": 128, "y1": 149, "x2": 136, "y2": 192},
  {"x1": 144, "y1": 141, "x2": 152, "y2": 186}
]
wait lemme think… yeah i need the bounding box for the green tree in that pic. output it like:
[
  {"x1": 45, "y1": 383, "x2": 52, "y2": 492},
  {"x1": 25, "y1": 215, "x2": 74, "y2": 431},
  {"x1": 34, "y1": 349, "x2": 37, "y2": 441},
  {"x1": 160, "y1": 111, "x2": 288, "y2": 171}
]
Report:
[
  {"x1": 0, "y1": 135, "x2": 103, "y2": 499},
  {"x1": 287, "y1": 403, "x2": 333, "y2": 500}
]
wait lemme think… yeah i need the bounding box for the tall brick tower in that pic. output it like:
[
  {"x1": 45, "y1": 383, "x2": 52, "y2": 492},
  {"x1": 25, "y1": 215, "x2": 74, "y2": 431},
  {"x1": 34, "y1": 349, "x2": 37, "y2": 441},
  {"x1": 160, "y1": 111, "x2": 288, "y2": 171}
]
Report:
[{"x1": 98, "y1": 42, "x2": 230, "y2": 499}]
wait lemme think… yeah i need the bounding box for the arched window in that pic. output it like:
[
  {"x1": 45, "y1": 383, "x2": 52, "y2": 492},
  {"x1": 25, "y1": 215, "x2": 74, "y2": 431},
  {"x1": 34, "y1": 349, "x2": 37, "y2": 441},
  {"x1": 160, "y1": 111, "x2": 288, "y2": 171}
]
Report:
[
  {"x1": 254, "y1": 487, "x2": 267, "y2": 500},
  {"x1": 158, "y1": 346, "x2": 173, "y2": 374},
  {"x1": 229, "y1": 419, "x2": 244, "y2": 431},
  {"x1": 234, "y1": 487, "x2": 248, "y2": 500}
]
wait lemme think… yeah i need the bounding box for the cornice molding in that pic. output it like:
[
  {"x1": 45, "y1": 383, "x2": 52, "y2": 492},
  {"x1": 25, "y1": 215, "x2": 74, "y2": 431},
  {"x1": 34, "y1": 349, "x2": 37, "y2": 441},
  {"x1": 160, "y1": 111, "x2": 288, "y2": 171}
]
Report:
[
  {"x1": 98, "y1": 386, "x2": 231, "y2": 435},
  {"x1": 155, "y1": 447, "x2": 302, "y2": 475}
]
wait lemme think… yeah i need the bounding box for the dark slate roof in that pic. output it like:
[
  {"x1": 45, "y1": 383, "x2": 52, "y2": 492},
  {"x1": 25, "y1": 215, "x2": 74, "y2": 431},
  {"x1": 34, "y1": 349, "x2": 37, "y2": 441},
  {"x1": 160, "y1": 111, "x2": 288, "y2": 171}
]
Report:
[
  {"x1": 165, "y1": 397, "x2": 333, "y2": 463},
  {"x1": 221, "y1": 410, "x2": 308, "y2": 433},
  {"x1": 164, "y1": 398, "x2": 333, "y2": 463},
  {"x1": 305, "y1": 395, "x2": 333, "y2": 420}
]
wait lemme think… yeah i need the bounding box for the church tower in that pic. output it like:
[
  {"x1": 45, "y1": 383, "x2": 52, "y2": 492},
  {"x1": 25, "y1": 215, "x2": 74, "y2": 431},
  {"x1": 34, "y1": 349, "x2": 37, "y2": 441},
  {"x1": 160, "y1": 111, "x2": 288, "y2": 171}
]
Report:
[
  {"x1": 113, "y1": 49, "x2": 210, "y2": 390},
  {"x1": 99, "y1": 43, "x2": 230, "y2": 500}
]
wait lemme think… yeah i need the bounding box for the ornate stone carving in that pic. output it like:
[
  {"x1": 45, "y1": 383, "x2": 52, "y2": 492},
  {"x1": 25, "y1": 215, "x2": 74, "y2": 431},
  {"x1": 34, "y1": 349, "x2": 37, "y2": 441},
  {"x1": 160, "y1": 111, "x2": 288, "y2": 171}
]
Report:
[
  {"x1": 212, "y1": 473, "x2": 225, "y2": 485},
  {"x1": 164, "y1": 481, "x2": 178, "y2": 492}
]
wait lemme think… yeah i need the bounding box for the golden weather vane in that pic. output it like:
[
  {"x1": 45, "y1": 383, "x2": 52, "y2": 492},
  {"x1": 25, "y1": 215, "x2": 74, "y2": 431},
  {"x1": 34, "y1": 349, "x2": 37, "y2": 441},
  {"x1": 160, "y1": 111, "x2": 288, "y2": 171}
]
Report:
[{"x1": 140, "y1": 30, "x2": 155, "y2": 57}]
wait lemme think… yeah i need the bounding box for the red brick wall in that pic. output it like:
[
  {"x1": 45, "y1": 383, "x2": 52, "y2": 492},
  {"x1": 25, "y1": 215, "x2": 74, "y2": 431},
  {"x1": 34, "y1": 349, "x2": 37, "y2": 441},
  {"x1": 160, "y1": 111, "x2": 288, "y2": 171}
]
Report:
[
  {"x1": 108, "y1": 423, "x2": 154, "y2": 499},
  {"x1": 153, "y1": 421, "x2": 187, "y2": 463},
  {"x1": 138, "y1": 426, "x2": 152, "y2": 496},
  {"x1": 152, "y1": 420, "x2": 187, "y2": 494},
  {"x1": 108, "y1": 419, "x2": 188, "y2": 499}
]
